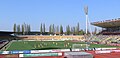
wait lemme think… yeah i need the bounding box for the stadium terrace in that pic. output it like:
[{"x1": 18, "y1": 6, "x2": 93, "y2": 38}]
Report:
[
  {"x1": 91, "y1": 18, "x2": 120, "y2": 35},
  {"x1": 91, "y1": 18, "x2": 120, "y2": 28}
]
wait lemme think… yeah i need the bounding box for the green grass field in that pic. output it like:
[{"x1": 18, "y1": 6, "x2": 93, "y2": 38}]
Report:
[{"x1": 6, "y1": 40, "x2": 118, "y2": 51}]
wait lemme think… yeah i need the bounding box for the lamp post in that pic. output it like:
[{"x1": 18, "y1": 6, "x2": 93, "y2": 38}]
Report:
[{"x1": 84, "y1": 5, "x2": 88, "y2": 34}]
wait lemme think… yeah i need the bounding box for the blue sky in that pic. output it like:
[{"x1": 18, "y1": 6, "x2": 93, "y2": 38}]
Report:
[{"x1": 0, "y1": 0, "x2": 120, "y2": 31}]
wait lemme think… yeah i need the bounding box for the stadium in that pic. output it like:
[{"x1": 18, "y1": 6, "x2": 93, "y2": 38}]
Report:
[
  {"x1": 1, "y1": 0, "x2": 120, "y2": 58},
  {"x1": 1, "y1": 18, "x2": 120, "y2": 58}
]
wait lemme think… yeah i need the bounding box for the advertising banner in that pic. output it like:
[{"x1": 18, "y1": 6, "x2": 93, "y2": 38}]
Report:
[{"x1": 19, "y1": 53, "x2": 62, "y2": 57}]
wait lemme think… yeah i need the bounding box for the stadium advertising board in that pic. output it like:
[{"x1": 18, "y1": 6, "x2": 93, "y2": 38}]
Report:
[
  {"x1": 2, "y1": 51, "x2": 9, "y2": 54},
  {"x1": 9, "y1": 50, "x2": 31, "y2": 54},
  {"x1": 31, "y1": 49, "x2": 70, "y2": 53},
  {"x1": 95, "y1": 50, "x2": 111, "y2": 54},
  {"x1": 19, "y1": 53, "x2": 62, "y2": 57},
  {"x1": 23, "y1": 50, "x2": 31, "y2": 54},
  {"x1": 0, "y1": 51, "x2": 3, "y2": 54},
  {"x1": 113, "y1": 50, "x2": 120, "y2": 52},
  {"x1": 51, "y1": 49, "x2": 70, "y2": 52},
  {"x1": 9, "y1": 51, "x2": 19, "y2": 54},
  {"x1": 31, "y1": 50, "x2": 51, "y2": 53}
]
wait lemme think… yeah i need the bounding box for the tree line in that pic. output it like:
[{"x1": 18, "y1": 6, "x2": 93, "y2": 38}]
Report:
[
  {"x1": 13, "y1": 22, "x2": 85, "y2": 35},
  {"x1": 13, "y1": 23, "x2": 31, "y2": 35}
]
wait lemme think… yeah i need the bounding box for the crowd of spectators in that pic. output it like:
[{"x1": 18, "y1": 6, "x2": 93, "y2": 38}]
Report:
[{"x1": 90, "y1": 35, "x2": 120, "y2": 46}]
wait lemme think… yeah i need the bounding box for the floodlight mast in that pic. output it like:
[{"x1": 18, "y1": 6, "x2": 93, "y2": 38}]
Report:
[{"x1": 84, "y1": 6, "x2": 88, "y2": 34}]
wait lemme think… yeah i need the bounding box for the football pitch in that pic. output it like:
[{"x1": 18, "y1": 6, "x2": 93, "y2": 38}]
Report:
[{"x1": 6, "y1": 40, "x2": 118, "y2": 51}]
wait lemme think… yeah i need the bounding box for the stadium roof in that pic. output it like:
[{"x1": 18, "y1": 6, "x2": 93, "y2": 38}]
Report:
[
  {"x1": 91, "y1": 18, "x2": 120, "y2": 28},
  {"x1": 0, "y1": 31, "x2": 14, "y2": 34}
]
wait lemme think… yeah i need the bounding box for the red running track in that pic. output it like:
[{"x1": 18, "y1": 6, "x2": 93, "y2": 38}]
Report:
[{"x1": 87, "y1": 51, "x2": 120, "y2": 58}]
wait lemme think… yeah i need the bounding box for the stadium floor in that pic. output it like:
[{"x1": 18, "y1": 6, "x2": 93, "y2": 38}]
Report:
[{"x1": 6, "y1": 40, "x2": 118, "y2": 51}]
